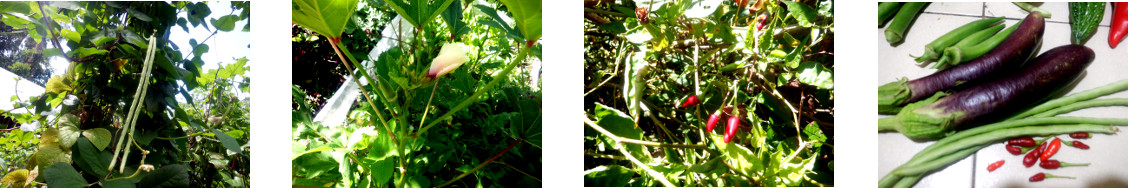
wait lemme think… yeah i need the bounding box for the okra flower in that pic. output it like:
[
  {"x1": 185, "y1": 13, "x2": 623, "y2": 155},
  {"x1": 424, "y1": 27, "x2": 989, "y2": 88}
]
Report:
[{"x1": 427, "y1": 43, "x2": 469, "y2": 78}]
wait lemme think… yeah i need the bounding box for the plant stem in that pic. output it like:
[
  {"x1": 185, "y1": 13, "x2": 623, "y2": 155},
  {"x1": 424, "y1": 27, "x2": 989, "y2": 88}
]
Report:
[
  {"x1": 155, "y1": 131, "x2": 207, "y2": 140},
  {"x1": 416, "y1": 44, "x2": 534, "y2": 138},
  {"x1": 435, "y1": 138, "x2": 523, "y2": 188},
  {"x1": 584, "y1": 117, "x2": 707, "y2": 149},
  {"x1": 327, "y1": 39, "x2": 394, "y2": 140}
]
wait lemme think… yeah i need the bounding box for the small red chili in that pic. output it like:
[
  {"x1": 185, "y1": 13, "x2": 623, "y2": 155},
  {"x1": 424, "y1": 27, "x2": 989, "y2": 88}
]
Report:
[
  {"x1": 681, "y1": 95, "x2": 700, "y2": 108},
  {"x1": 1067, "y1": 140, "x2": 1090, "y2": 150},
  {"x1": 1029, "y1": 172, "x2": 1076, "y2": 182},
  {"x1": 755, "y1": 14, "x2": 768, "y2": 30},
  {"x1": 706, "y1": 110, "x2": 724, "y2": 133},
  {"x1": 1008, "y1": 137, "x2": 1037, "y2": 147},
  {"x1": 1005, "y1": 144, "x2": 1024, "y2": 155},
  {"x1": 1022, "y1": 147, "x2": 1040, "y2": 167},
  {"x1": 986, "y1": 160, "x2": 1005, "y2": 172},
  {"x1": 1039, "y1": 159, "x2": 1090, "y2": 169},
  {"x1": 1069, "y1": 132, "x2": 1090, "y2": 139},
  {"x1": 724, "y1": 114, "x2": 741, "y2": 143},
  {"x1": 1039, "y1": 138, "x2": 1062, "y2": 162}
]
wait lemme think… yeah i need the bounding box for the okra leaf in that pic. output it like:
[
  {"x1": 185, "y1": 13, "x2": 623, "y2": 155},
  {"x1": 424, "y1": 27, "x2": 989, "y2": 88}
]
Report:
[
  {"x1": 440, "y1": 0, "x2": 469, "y2": 39},
  {"x1": 497, "y1": 0, "x2": 541, "y2": 42},
  {"x1": 292, "y1": 0, "x2": 358, "y2": 38}
]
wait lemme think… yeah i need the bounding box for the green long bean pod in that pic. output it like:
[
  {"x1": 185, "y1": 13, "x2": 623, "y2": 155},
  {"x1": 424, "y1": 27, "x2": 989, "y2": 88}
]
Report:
[
  {"x1": 108, "y1": 34, "x2": 157, "y2": 172},
  {"x1": 937, "y1": 19, "x2": 1021, "y2": 67},
  {"x1": 879, "y1": 2, "x2": 903, "y2": 27},
  {"x1": 1031, "y1": 98, "x2": 1128, "y2": 118},
  {"x1": 1009, "y1": 79, "x2": 1128, "y2": 119},
  {"x1": 884, "y1": 2, "x2": 928, "y2": 44},
  {"x1": 912, "y1": 17, "x2": 1004, "y2": 63}
]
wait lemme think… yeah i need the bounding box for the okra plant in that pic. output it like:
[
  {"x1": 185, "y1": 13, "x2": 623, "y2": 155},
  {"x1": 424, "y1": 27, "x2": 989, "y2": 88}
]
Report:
[
  {"x1": 584, "y1": 0, "x2": 833, "y2": 186},
  {"x1": 291, "y1": 0, "x2": 542, "y2": 187},
  {"x1": 0, "y1": 2, "x2": 251, "y2": 187}
]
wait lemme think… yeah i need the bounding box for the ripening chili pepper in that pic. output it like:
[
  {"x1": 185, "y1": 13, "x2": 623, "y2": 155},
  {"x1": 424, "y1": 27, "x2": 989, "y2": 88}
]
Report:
[
  {"x1": 1029, "y1": 172, "x2": 1075, "y2": 182},
  {"x1": 1069, "y1": 132, "x2": 1090, "y2": 139},
  {"x1": 1039, "y1": 159, "x2": 1090, "y2": 169},
  {"x1": 755, "y1": 14, "x2": 768, "y2": 30},
  {"x1": 1109, "y1": 2, "x2": 1128, "y2": 48},
  {"x1": 1006, "y1": 144, "x2": 1024, "y2": 155},
  {"x1": 724, "y1": 112, "x2": 741, "y2": 143},
  {"x1": 681, "y1": 95, "x2": 700, "y2": 108},
  {"x1": 636, "y1": 8, "x2": 649, "y2": 24},
  {"x1": 987, "y1": 160, "x2": 1005, "y2": 172},
  {"x1": 1008, "y1": 137, "x2": 1038, "y2": 147},
  {"x1": 1021, "y1": 137, "x2": 1052, "y2": 154},
  {"x1": 1039, "y1": 138, "x2": 1062, "y2": 162},
  {"x1": 1065, "y1": 140, "x2": 1090, "y2": 150},
  {"x1": 1023, "y1": 147, "x2": 1040, "y2": 167},
  {"x1": 706, "y1": 110, "x2": 724, "y2": 133}
]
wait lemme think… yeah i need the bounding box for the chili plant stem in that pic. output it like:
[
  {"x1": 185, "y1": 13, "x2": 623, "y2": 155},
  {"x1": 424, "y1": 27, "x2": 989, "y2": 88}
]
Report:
[
  {"x1": 416, "y1": 44, "x2": 534, "y2": 138},
  {"x1": 1009, "y1": 79, "x2": 1128, "y2": 119},
  {"x1": 584, "y1": 117, "x2": 707, "y2": 149},
  {"x1": 435, "y1": 138, "x2": 523, "y2": 188}
]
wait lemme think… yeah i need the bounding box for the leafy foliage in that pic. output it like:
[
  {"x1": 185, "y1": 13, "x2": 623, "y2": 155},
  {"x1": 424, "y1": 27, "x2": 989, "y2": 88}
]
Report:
[
  {"x1": 292, "y1": 0, "x2": 541, "y2": 187},
  {"x1": 583, "y1": 0, "x2": 833, "y2": 186},
  {"x1": 0, "y1": 2, "x2": 250, "y2": 187}
]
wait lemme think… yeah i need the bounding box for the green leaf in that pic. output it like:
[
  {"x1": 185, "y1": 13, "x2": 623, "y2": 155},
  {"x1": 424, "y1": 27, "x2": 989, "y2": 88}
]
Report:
[
  {"x1": 72, "y1": 47, "x2": 109, "y2": 57},
  {"x1": 440, "y1": 0, "x2": 468, "y2": 39},
  {"x1": 125, "y1": 8, "x2": 152, "y2": 22},
  {"x1": 361, "y1": 154, "x2": 394, "y2": 186},
  {"x1": 43, "y1": 162, "x2": 85, "y2": 187},
  {"x1": 803, "y1": 122, "x2": 826, "y2": 148},
  {"x1": 212, "y1": 129, "x2": 243, "y2": 154},
  {"x1": 583, "y1": 165, "x2": 632, "y2": 187},
  {"x1": 211, "y1": 15, "x2": 239, "y2": 32},
  {"x1": 101, "y1": 179, "x2": 136, "y2": 188},
  {"x1": 497, "y1": 0, "x2": 541, "y2": 42},
  {"x1": 82, "y1": 128, "x2": 112, "y2": 151},
  {"x1": 59, "y1": 29, "x2": 80, "y2": 43},
  {"x1": 137, "y1": 164, "x2": 189, "y2": 188},
  {"x1": 0, "y1": 2, "x2": 31, "y2": 15},
  {"x1": 796, "y1": 61, "x2": 833, "y2": 89},
  {"x1": 176, "y1": 17, "x2": 189, "y2": 32},
  {"x1": 187, "y1": 2, "x2": 212, "y2": 28},
  {"x1": 293, "y1": 150, "x2": 336, "y2": 178},
  {"x1": 591, "y1": 103, "x2": 650, "y2": 163},
  {"x1": 72, "y1": 137, "x2": 110, "y2": 177},
  {"x1": 383, "y1": 0, "x2": 455, "y2": 29},
  {"x1": 292, "y1": 0, "x2": 358, "y2": 38},
  {"x1": 782, "y1": 1, "x2": 818, "y2": 27},
  {"x1": 57, "y1": 124, "x2": 81, "y2": 150}
]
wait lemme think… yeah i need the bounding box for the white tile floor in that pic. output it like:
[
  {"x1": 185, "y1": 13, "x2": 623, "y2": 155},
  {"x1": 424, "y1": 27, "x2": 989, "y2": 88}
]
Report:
[{"x1": 879, "y1": 2, "x2": 1128, "y2": 188}]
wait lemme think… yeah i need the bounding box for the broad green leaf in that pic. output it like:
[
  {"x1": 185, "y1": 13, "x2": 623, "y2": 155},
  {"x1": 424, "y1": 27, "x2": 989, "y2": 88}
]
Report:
[
  {"x1": 211, "y1": 15, "x2": 239, "y2": 32},
  {"x1": 583, "y1": 165, "x2": 632, "y2": 187},
  {"x1": 137, "y1": 164, "x2": 189, "y2": 187},
  {"x1": 176, "y1": 17, "x2": 189, "y2": 32},
  {"x1": 82, "y1": 128, "x2": 112, "y2": 151},
  {"x1": 125, "y1": 8, "x2": 152, "y2": 22},
  {"x1": 796, "y1": 61, "x2": 833, "y2": 89},
  {"x1": 72, "y1": 47, "x2": 109, "y2": 57},
  {"x1": 440, "y1": 0, "x2": 468, "y2": 39},
  {"x1": 212, "y1": 129, "x2": 243, "y2": 154},
  {"x1": 0, "y1": 2, "x2": 32, "y2": 14},
  {"x1": 362, "y1": 154, "x2": 394, "y2": 186},
  {"x1": 72, "y1": 137, "x2": 110, "y2": 177},
  {"x1": 383, "y1": 0, "x2": 455, "y2": 29},
  {"x1": 591, "y1": 103, "x2": 650, "y2": 163},
  {"x1": 293, "y1": 150, "x2": 336, "y2": 178},
  {"x1": 497, "y1": 0, "x2": 541, "y2": 42},
  {"x1": 57, "y1": 124, "x2": 81, "y2": 150},
  {"x1": 43, "y1": 162, "x2": 85, "y2": 187},
  {"x1": 292, "y1": 0, "x2": 358, "y2": 38},
  {"x1": 803, "y1": 122, "x2": 827, "y2": 148},
  {"x1": 782, "y1": 1, "x2": 818, "y2": 27},
  {"x1": 712, "y1": 134, "x2": 763, "y2": 177},
  {"x1": 101, "y1": 179, "x2": 136, "y2": 188},
  {"x1": 59, "y1": 29, "x2": 80, "y2": 42}
]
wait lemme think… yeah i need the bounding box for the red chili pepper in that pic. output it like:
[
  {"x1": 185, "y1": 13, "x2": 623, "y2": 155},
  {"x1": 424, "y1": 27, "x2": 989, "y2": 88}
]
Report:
[
  {"x1": 681, "y1": 95, "x2": 700, "y2": 108},
  {"x1": 724, "y1": 114, "x2": 741, "y2": 143},
  {"x1": 1069, "y1": 132, "x2": 1091, "y2": 139},
  {"x1": 1006, "y1": 144, "x2": 1024, "y2": 155},
  {"x1": 734, "y1": 0, "x2": 750, "y2": 8},
  {"x1": 1039, "y1": 159, "x2": 1090, "y2": 169},
  {"x1": 1008, "y1": 137, "x2": 1037, "y2": 147},
  {"x1": 1040, "y1": 138, "x2": 1062, "y2": 162},
  {"x1": 636, "y1": 8, "x2": 650, "y2": 24},
  {"x1": 755, "y1": 14, "x2": 768, "y2": 30},
  {"x1": 1110, "y1": 2, "x2": 1128, "y2": 48},
  {"x1": 987, "y1": 160, "x2": 1005, "y2": 172},
  {"x1": 1066, "y1": 140, "x2": 1090, "y2": 150},
  {"x1": 1023, "y1": 147, "x2": 1040, "y2": 167},
  {"x1": 706, "y1": 110, "x2": 724, "y2": 132},
  {"x1": 1029, "y1": 172, "x2": 1076, "y2": 182}
]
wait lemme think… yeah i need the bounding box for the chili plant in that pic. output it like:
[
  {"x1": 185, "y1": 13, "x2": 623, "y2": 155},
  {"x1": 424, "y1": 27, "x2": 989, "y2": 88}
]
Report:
[
  {"x1": 0, "y1": 1, "x2": 251, "y2": 187},
  {"x1": 292, "y1": 0, "x2": 542, "y2": 187},
  {"x1": 584, "y1": 0, "x2": 833, "y2": 186}
]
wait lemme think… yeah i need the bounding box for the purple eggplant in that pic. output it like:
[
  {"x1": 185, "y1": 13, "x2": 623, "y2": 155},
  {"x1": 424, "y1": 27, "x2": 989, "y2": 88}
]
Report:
[
  {"x1": 879, "y1": 45, "x2": 1095, "y2": 140},
  {"x1": 878, "y1": 12, "x2": 1045, "y2": 114}
]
